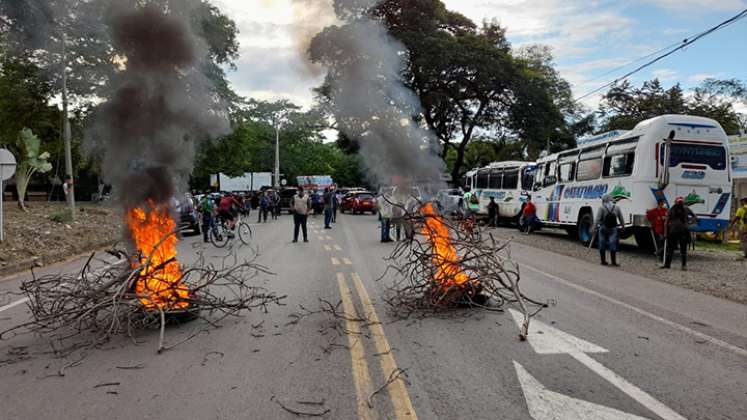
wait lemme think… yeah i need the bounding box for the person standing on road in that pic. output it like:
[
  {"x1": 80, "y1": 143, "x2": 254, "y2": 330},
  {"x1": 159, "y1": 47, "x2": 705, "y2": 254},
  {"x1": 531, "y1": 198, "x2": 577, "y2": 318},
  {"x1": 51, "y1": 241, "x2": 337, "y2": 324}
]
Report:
[
  {"x1": 662, "y1": 196, "x2": 697, "y2": 270},
  {"x1": 332, "y1": 188, "x2": 339, "y2": 223},
  {"x1": 292, "y1": 187, "x2": 311, "y2": 243},
  {"x1": 323, "y1": 187, "x2": 334, "y2": 229},
  {"x1": 487, "y1": 197, "x2": 499, "y2": 227},
  {"x1": 462, "y1": 187, "x2": 479, "y2": 218},
  {"x1": 258, "y1": 192, "x2": 270, "y2": 223},
  {"x1": 272, "y1": 190, "x2": 281, "y2": 220},
  {"x1": 199, "y1": 194, "x2": 216, "y2": 243},
  {"x1": 646, "y1": 199, "x2": 668, "y2": 257},
  {"x1": 594, "y1": 195, "x2": 625, "y2": 267},
  {"x1": 520, "y1": 195, "x2": 540, "y2": 233},
  {"x1": 377, "y1": 192, "x2": 393, "y2": 243},
  {"x1": 730, "y1": 197, "x2": 747, "y2": 259}
]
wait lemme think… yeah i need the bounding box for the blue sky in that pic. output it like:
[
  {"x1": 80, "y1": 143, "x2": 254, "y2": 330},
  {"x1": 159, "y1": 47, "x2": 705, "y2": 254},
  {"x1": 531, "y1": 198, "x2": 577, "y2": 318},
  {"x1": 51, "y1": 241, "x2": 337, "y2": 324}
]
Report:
[{"x1": 216, "y1": 0, "x2": 747, "y2": 112}]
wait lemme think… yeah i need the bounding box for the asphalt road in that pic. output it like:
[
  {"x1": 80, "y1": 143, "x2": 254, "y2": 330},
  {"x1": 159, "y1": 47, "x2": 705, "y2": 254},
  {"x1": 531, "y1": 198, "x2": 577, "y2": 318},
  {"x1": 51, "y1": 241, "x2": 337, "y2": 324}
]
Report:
[{"x1": 1, "y1": 212, "x2": 745, "y2": 419}]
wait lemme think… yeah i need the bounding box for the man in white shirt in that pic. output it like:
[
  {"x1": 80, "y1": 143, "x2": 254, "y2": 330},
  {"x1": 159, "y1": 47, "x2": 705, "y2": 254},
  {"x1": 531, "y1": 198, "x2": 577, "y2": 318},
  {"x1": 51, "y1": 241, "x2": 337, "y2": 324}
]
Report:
[{"x1": 292, "y1": 187, "x2": 311, "y2": 243}]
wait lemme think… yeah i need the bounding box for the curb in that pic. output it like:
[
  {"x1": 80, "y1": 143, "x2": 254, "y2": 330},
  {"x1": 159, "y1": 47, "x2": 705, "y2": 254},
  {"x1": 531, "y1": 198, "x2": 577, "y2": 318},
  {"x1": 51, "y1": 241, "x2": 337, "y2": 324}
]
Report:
[{"x1": 0, "y1": 240, "x2": 118, "y2": 282}]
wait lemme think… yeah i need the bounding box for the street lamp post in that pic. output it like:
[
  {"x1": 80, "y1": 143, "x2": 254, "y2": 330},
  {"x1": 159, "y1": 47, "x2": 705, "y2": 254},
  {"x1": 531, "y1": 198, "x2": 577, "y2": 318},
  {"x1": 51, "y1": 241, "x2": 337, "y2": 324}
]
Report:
[
  {"x1": 61, "y1": 33, "x2": 76, "y2": 220},
  {"x1": 275, "y1": 121, "x2": 280, "y2": 189}
]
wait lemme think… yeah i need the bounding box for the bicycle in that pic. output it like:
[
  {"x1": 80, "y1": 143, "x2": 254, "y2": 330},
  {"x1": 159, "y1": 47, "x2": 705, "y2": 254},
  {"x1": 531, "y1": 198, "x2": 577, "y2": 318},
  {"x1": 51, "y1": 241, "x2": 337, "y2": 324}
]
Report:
[{"x1": 209, "y1": 215, "x2": 253, "y2": 248}]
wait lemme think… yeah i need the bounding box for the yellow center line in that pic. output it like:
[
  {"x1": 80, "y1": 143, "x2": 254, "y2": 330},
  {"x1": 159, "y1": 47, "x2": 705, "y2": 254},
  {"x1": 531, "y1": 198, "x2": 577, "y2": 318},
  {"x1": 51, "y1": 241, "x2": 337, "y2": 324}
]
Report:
[
  {"x1": 337, "y1": 273, "x2": 376, "y2": 420},
  {"x1": 351, "y1": 272, "x2": 418, "y2": 420}
]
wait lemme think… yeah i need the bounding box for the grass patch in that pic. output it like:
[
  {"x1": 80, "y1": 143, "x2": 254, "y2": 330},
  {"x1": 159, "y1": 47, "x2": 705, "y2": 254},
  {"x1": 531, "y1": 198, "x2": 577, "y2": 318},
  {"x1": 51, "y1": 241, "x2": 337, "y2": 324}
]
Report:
[{"x1": 49, "y1": 210, "x2": 73, "y2": 224}]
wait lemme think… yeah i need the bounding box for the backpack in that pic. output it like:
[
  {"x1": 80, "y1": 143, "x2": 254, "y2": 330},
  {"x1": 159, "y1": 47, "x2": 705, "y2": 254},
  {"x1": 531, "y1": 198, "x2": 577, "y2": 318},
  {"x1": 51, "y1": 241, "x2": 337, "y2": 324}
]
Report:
[
  {"x1": 603, "y1": 206, "x2": 618, "y2": 229},
  {"x1": 470, "y1": 193, "x2": 479, "y2": 205}
]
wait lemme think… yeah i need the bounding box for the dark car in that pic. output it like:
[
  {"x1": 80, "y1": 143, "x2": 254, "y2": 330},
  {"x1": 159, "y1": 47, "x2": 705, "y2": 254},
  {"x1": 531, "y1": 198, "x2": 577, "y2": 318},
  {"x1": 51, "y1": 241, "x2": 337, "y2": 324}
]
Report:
[
  {"x1": 175, "y1": 194, "x2": 200, "y2": 235},
  {"x1": 341, "y1": 191, "x2": 377, "y2": 215},
  {"x1": 310, "y1": 191, "x2": 324, "y2": 215},
  {"x1": 279, "y1": 188, "x2": 298, "y2": 214}
]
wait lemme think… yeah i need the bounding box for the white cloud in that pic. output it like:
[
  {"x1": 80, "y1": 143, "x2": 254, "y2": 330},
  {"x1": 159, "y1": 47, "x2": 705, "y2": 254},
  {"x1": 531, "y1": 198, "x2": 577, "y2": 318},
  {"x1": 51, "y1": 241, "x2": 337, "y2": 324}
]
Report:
[
  {"x1": 652, "y1": 68, "x2": 679, "y2": 81},
  {"x1": 643, "y1": 0, "x2": 746, "y2": 12},
  {"x1": 689, "y1": 73, "x2": 717, "y2": 82}
]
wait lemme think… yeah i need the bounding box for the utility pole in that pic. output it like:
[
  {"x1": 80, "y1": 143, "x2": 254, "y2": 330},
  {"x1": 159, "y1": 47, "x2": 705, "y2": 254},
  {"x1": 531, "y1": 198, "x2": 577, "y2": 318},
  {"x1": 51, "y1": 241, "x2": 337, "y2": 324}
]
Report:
[
  {"x1": 61, "y1": 32, "x2": 76, "y2": 220},
  {"x1": 274, "y1": 120, "x2": 281, "y2": 189}
]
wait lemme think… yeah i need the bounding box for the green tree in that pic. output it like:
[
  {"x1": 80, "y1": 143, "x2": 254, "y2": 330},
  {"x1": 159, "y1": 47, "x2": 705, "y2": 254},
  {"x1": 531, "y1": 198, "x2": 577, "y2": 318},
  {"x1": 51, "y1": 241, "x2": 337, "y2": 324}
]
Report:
[
  {"x1": 13, "y1": 128, "x2": 53, "y2": 211},
  {"x1": 311, "y1": 0, "x2": 579, "y2": 185},
  {"x1": 598, "y1": 78, "x2": 744, "y2": 135}
]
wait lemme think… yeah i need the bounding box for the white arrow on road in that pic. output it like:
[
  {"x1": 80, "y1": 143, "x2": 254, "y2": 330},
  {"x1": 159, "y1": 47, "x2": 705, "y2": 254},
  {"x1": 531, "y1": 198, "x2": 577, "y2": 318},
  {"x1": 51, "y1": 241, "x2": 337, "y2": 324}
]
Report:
[
  {"x1": 510, "y1": 309, "x2": 686, "y2": 420},
  {"x1": 514, "y1": 361, "x2": 649, "y2": 420}
]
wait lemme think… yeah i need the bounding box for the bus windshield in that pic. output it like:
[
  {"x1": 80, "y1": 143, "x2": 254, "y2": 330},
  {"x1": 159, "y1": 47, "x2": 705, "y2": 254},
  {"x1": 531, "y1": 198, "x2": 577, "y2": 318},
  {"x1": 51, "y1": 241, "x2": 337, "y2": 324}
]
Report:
[{"x1": 662, "y1": 143, "x2": 727, "y2": 170}]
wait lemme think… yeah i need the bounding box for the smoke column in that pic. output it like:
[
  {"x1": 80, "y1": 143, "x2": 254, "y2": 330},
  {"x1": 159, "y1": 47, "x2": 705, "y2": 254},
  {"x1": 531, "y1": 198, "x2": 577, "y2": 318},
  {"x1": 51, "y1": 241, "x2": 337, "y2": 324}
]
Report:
[
  {"x1": 89, "y1": 1, "x2": 229, "y2": 210},
  {"x1": 307, "y1": 0, "x2": 446, "y2": 192}
]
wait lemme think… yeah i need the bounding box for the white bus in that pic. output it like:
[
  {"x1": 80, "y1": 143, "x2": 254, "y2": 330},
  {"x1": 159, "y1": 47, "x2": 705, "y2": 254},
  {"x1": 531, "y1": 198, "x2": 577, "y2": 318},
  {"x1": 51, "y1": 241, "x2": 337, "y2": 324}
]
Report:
[
  {"x1": 463, "y1": 161, "x2": 538, "y2": 221},
  {"x1": 530, "y1": 115, "x2": 732, "y2": 248}
]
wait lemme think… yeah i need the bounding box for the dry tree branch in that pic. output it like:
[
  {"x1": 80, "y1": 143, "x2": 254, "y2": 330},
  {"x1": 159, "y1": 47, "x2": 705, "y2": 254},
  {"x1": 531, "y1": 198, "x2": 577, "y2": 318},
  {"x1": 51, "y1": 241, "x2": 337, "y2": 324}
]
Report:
[
  {"x1": 378, "y1": 200, "x2": 548, "y2": 339},
  {"x1": 0, "y1": 233, "x2": 284, "y2": 365}
]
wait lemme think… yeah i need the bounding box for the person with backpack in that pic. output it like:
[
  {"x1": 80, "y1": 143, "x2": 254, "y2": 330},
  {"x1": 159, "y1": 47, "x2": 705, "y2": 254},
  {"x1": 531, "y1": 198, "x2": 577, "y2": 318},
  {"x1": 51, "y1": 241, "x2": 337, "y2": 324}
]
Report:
[
  {"x1": 729, "y1": 197, "x2": 747, "y2": 259},
  {"x1": 594, "y1": 194, "x2": 625, "y2": 266},
  {"x1": 662, "y1": 196, "x2": 697, "y2": 270},
  {"x1": 199, "y1": 194, "x2": 216, "y2": 243}
]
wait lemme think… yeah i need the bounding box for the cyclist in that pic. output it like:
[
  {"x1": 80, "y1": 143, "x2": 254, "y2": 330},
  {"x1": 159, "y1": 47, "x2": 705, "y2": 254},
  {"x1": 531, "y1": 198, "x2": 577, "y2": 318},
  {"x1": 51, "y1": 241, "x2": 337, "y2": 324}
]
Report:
[{"x1": 218, "y1": 194, "x2": 240, "y2": 230}]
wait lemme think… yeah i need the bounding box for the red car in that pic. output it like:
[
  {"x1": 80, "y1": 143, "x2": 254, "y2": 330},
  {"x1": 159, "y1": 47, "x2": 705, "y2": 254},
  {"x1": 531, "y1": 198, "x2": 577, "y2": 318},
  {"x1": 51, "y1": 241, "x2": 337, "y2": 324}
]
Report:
[{"x1": 341, "y1": 191, "x2": 377, "y2": 215}]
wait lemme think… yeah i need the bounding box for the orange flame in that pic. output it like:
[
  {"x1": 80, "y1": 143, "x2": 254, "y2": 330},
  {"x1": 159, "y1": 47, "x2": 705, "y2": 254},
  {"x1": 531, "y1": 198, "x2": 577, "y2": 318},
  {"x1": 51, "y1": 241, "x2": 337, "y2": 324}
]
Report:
[
  {"x1": 421, "y1": 203, "x2": 470, "y2": 290},
  {"x1": 126, "y1": 201, "x2": 189, "y2": 310}
]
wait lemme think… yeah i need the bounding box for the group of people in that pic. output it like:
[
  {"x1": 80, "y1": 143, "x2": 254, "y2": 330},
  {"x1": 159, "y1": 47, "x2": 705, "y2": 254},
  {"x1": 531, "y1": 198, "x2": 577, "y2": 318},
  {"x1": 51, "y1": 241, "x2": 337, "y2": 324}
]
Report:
[
  {"x1": 596, "y1": 195, "x2": 697, "y2": 269},
  {"x1": 377, "y1": 187, "x2": 419, "y2": 243}
]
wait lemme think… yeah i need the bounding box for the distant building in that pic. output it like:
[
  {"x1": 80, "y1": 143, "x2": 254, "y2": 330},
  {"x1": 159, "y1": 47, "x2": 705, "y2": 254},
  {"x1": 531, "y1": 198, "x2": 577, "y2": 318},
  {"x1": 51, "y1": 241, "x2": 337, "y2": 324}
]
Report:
[{"x1": 729, "y1": 135, "x2": 747, "y2": 207}]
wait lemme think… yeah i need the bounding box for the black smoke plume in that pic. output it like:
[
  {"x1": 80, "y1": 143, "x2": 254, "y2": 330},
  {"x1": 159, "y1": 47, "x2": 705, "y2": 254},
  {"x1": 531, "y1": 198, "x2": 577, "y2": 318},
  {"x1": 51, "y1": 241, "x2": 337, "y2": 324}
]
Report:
[{"x1": 89, "y1": 1, "x2": 229, "y2": 210}]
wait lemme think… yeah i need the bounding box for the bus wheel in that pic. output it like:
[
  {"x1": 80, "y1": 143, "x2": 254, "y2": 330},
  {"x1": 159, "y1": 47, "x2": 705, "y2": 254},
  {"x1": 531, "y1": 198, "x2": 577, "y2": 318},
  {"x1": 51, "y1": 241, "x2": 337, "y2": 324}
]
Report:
[{"x1": 577, "y1": 213, "x2": 594, "y2": 245}]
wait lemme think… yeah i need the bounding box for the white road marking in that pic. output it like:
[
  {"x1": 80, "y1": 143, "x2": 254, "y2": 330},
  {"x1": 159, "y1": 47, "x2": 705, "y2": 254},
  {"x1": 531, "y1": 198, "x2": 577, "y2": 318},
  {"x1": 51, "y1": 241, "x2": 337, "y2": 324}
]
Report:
[
  {"x1": 510, "y1": 310, "x2": 686, "y2": 420},
  {"x1": 342, "y1": 258, "x2": 353, "y2": 266},
  {"x1": 324, "y1": 245, "x2": 332, "y2": 252},
  {"x1": 331, "y1": 257, "x2": 341, "y2": 266},
  {"x1": 0, "y1": 297, "x2": 29, "y2": 313},
  {"x1": 514, "y1": 361, "x2": 649, "y2": 420},
  {"x1": 334, "y1": 245, "x2": 342, "y2": 251},
  {"x1": 522, "y1": 263, "x2": 747, "y2": 358},
  {"x1": 325, "y1": 236, "x2": 333, "y2": 240}
]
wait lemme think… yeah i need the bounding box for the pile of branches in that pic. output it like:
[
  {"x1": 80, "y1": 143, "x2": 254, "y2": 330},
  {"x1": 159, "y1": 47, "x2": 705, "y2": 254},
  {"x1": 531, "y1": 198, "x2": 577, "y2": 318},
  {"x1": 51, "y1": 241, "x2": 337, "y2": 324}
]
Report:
[
  {"x1": 381, "y1": 200, "x2": 546, "y2": 339},
  {"x1": 0, "y1": 242, "x2": 284, "y2": 360}
]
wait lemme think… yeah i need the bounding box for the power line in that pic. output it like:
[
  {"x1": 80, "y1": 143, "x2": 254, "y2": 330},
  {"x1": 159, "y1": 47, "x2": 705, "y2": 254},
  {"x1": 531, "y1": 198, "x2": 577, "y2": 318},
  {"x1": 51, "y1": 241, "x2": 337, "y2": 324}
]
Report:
[{"x1": 575, "y1": 8, "x2": 747, "y2": 103}]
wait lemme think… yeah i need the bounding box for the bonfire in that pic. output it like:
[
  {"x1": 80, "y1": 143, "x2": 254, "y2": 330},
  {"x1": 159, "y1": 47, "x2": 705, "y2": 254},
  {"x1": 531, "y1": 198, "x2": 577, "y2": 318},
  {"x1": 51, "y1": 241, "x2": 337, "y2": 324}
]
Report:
[{"x1": 383, "y1": 199, "x2": 546, "y2": 339}]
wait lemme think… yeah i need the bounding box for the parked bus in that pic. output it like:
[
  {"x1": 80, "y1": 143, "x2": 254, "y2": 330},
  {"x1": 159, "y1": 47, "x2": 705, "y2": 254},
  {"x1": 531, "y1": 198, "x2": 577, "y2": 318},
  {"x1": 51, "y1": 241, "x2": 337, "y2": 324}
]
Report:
[
  {"x1": 530, "y1": 115, "x2": 732, "y2": 248},
  {"x1": 462, "y1": 161, "x2": 537, "y2": 221}
]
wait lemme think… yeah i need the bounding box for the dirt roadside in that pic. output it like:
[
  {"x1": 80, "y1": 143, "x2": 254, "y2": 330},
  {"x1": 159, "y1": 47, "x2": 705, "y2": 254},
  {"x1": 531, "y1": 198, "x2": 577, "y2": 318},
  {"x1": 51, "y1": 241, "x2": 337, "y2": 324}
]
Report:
[
  {"x1": 490, "y1": 225, "x2": 747, "y2": 305},
  {"x1": 0, "y1": 202, "x2": 123, "y2": 278}
]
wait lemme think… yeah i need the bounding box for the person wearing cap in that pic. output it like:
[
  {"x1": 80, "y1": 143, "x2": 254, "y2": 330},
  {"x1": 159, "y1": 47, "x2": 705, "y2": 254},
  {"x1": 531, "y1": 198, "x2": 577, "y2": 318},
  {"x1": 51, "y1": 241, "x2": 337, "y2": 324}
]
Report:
[
  {"x1": 730, "y1": 197, "x2": 747, "y2": 258},
  {"x1": 594, "y1": 194, "x2": 625, "y2": 266},
  {"x1": 662, "y1": 196, "x2": 697, "y2": 270},
  {"x1": 646, "y1": 199, "x2": 668, "y2": 257}
]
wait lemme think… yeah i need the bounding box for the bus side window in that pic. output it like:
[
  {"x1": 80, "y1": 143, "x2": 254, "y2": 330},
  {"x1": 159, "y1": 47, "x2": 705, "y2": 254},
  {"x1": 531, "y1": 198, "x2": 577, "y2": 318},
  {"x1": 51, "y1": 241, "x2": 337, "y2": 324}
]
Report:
[
  {"x1": 603, "y1": 152, "x2": 635, "y2": 177},
  {"x1": 543, "y1": 162, "x2": 557, "y2": 186},
  {"x1": 534, "y1": 166, "x2": 544, "y2": 191},
  {"x1": 476, "y1": 170, "x2": 489, "y2": 189},
  {"x1": 521, "y1": 168, "x2": 536, "y2": 191},
  {"x1": 503, "y1": 169, "x2": 519, "y2": 190},
  {"x1": 489, "y1": 169, "x2": 503, "y2": 189},
  {"x1": 559, "y1": 162, "x2": 575, "y2": 182}
]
